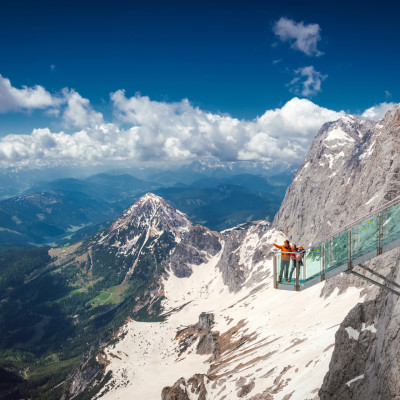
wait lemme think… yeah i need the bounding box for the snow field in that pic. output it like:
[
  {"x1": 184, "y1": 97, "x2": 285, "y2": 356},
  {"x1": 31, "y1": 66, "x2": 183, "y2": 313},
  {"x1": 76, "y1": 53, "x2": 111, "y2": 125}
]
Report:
[{"x1": 97, "y1": 228, "x2": 364, "y2": 400}]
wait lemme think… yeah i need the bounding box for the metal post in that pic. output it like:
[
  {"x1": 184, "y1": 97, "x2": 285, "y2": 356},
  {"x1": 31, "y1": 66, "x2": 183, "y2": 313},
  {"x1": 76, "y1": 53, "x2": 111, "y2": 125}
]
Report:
[
  {"x1": 295, "y1": 258, "x2": 300, "y2": 291},
  {"x1": 378, "y1": 212, "x2": 382, "y2": 255},
  {"x1": 273, "y1": 254, "x2": 277, "y2": 289},
  {"x1": 348, "y1": 228, "x2": 353, "y2": 271},
  {"x1": 321, "y1": 244, "x2": 326, "y2": 281}
]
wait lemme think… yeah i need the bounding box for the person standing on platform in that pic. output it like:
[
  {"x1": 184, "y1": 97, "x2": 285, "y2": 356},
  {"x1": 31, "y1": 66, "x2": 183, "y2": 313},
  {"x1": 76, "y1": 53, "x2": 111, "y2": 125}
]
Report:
[
  {"x1": 288, "y1": 243, "x2": 298, "y2": 282},
  {"x1": 273, "y1": 240, "x2": 291, "y2": 283}
]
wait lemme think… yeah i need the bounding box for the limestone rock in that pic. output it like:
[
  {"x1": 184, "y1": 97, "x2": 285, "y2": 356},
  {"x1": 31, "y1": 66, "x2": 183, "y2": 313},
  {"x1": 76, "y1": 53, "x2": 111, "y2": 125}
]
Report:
[
  {"x1": 167, "y1": 225, "x2": 222, "y2": 278},
  {"x1": 319, "y1": 249, "x2": 400, "y2": 399},
  {"x1": 162, "y1": 374, "x2": 208, "y2": 400}
]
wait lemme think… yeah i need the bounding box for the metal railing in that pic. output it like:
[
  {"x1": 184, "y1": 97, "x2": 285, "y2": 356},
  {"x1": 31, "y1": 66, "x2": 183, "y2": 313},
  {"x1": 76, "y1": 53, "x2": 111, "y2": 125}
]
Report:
[{"x1": 273, "y1": 195, "x2": 400, "y2": 291}]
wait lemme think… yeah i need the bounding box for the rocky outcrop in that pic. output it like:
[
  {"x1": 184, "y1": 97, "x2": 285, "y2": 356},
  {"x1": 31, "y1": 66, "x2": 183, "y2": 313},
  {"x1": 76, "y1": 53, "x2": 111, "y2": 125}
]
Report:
[
  {"x1": 167, "y1": 225, "x2": 222, "y2": 278},
  {"x1": 197, "y1": 313, "x2": 218, "y2": 356},
  {"x1": 217, "y1": 224, "x2": 278, "y2": 292},
  {"x1": 162, "y1": 374, "x2": 208, "y2": 400},
  {"x1": 61, "y1": 346, "x2": 105, "y2": 400},
  {"x1": 319, "y1": 248, "x2": 400, "y2": 399},
  {"x1": 217, "y1": 229, "x2": 247, "y2": 291},
  {"x1": 175, "y1": 313, "x2": 219, "y2": 360}
]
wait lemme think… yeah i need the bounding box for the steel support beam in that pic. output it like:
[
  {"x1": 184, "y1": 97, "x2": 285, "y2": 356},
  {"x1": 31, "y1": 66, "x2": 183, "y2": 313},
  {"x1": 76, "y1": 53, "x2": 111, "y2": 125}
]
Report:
[{"x1": 350, "y1": 270, "x2": 400, "y2": 297}]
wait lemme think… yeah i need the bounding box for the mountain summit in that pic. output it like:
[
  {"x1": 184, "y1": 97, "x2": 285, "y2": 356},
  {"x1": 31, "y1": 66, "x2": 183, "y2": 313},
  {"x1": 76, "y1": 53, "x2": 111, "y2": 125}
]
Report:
[
  {"x1": 83, "y1": 193, "x2": 193, "y2": 284},
  {"x1": 98, "y1": 193, "x2": 192, "y2": 250}
]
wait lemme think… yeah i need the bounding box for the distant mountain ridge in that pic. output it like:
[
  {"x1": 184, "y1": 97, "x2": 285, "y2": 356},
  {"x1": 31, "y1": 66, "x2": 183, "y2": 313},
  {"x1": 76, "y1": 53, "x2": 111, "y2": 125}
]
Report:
[
  {"x1": 0, "y1": 159, "x2": 298, "y2": 200},
  {"x1": 0, "y1": 168, "x2": 293, "y2": 247}
]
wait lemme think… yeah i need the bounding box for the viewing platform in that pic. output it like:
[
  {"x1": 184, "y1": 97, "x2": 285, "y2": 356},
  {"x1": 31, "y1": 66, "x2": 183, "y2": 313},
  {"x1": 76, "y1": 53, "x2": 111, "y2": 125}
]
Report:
[{"x1": 273, "y1": 196, "x2": 400, "y2": 293}]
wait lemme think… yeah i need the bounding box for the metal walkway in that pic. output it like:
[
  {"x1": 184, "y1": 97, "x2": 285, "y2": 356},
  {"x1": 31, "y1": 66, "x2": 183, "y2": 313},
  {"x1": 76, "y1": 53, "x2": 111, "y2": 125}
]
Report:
[{"x1": 273, "y1": 195, "x2": 400, "y2": 293}]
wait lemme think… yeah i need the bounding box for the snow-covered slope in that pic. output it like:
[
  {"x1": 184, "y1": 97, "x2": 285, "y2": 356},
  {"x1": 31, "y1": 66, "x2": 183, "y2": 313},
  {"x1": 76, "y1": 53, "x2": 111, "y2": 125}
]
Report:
[{"x1": 94, "y1": 224, "x2": 364, "y2": 400}]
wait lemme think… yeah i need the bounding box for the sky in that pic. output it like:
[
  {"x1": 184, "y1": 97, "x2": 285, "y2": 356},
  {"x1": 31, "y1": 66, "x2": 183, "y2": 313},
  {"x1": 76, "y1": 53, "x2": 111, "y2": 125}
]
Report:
[{"x1": 0, "y1": 0, "x2": 399, "y2": 170}]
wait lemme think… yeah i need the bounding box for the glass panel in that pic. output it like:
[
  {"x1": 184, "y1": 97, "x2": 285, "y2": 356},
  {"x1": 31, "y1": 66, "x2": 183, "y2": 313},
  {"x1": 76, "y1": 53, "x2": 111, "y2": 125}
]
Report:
[
  {"x1": 381, "y1": 202, "x2": 400, "y2": 247},
  {"x1": 325, "y1": 230, "x2": 349, "y2": 272},
  {"x1": 351, "y1": 215, "x2": 378, "y2": 260},
  {"x1": 302, "y1": 245, "x2": 322, "y2": 282}
]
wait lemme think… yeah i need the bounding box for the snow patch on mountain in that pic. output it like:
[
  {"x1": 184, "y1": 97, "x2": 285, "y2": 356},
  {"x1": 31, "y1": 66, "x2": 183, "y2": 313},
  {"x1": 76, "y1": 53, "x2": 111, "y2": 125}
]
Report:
[
  {"x1": 96, "y1": 226, "x2": 364, "y2": 400},
  {"x1": 323, "y1": 127, "x2": 355, "y2": 146}
]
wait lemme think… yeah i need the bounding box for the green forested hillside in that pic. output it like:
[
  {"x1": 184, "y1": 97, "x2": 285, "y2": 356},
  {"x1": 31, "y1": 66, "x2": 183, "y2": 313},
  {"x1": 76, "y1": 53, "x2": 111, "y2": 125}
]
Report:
[{"x1": 0, "y1": 236, "x2": 168, "y2": 399}]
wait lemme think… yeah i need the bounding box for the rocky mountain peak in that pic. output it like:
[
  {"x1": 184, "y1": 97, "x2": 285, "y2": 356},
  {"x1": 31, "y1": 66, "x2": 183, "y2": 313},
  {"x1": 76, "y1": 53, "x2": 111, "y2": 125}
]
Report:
[
  {"x1": 312, "y1": 114, "x2": 372, "y2": 156},
  {"x1": 273, "y1": 105, "x2": 399, "y2": 246},
  {"x1": 101, "y1": 193, "x2": 192, "y2": 245},
  {"x1": 377, "y1": 102, "x2": 400, "y2": 131}
]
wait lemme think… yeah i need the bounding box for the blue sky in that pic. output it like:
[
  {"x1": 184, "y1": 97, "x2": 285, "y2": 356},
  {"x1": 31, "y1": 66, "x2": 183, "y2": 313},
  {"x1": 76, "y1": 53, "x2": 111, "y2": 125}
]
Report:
[{"x1": 0, "y1": 0, "x2": 399, "y2": 168}]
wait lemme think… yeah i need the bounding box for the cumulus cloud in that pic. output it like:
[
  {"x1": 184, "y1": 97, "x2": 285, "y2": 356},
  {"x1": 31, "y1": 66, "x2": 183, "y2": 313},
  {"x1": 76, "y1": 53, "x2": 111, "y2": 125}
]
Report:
[
  {"x1": 62, "y1": 89, "x2": 104, "y2": 128},
  {"x1": 273, "y1": 17, "x2": 323, "y2": 57},
  {"x1": 0, "y1": 94, "x2": 344, "y2": 167},
  {"x1": 288, "y1": 66, "x2": 327, "y2": 97},
  {"x1": 0, "y1": 74, "x2": 61, "y2": 112},
  {"x1": 0, "y1": 75, "x2": 102, "y2": 129},
  {"x1": 362, "y1": 102, "x2": 396, "y2": 121}
]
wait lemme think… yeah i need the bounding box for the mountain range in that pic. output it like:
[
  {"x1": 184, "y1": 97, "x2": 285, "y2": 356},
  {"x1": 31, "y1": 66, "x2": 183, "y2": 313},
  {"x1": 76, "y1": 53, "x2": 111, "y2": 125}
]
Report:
[
  {"x1": 0, "y1": 167, "x2": 293, "y2": 248},
  {"x1": 1, "y1": 105, "x2": 400, "y2": 399}
]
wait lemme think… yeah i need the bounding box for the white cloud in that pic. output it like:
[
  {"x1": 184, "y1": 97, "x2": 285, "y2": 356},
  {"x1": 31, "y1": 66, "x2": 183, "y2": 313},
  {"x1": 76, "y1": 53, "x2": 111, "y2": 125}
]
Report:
[
  {"x1": 62, "y1": 89, "x2": 104, "y2": 128},
  {"x1": 0, "y1": 94, "x2": 344, "y2": 167},
  {"x1": 0, "y1": 75, "x2": 102, "y2": 129},
  {"x1": 361, "y1": 102, "x2": 396, "y2": 121},
  {"x1": 273, "y1": 17, "x2": 323, "y2": 57},
  {"x1": 0, "y1": 74, "x2": 60, "y2": 112},
  {"x1": 289, "y1": 66, "x2": 327, "y2": 97}
]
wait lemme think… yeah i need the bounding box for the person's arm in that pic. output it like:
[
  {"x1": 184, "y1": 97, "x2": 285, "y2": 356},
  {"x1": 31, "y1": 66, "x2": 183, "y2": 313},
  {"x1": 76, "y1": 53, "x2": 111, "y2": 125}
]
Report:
[{"x1": 273, "y1": 243, "x2": 283, "y2": 250}]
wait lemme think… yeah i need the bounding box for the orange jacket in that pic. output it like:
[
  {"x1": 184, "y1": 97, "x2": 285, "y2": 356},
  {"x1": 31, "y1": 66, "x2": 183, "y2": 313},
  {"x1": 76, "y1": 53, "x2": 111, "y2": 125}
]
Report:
[{"x1": 273, "y1": 243, "x2": 291, "y2": 261}]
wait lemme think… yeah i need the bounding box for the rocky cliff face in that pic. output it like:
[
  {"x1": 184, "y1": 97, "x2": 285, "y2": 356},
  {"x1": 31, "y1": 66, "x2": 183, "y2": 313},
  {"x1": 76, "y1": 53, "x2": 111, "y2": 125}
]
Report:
[
  {"x1": 319, "y1": 248, "x2": 400, "y2": 399},
  {"x1": 273, "y1": 106, "x2": 400, "y2": 246},
  {"x1": 166, "y1": 225, "x2": 221, "y2": 278},
  {"x1": 273, "y1": 105, "x2": 400, "y2": 399}
]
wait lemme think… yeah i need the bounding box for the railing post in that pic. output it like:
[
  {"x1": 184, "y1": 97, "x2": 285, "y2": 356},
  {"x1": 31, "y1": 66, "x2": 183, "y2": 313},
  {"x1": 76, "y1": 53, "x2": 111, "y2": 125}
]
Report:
[
  {"x1": 321, "y1": 244, "x2": 326, "y2": 281},
  {"x1": 295, "y1": 258, "x2": 300, "y2": 291},
  {"x1": 348, "y1": 228, "x2": 352, "y2": 271},
  {"x1": 273, "y1": 254, "x2": 277, "y2": 289},
  {"x1": 378, "y1": 212, "x2": 382, "y2": 255}
]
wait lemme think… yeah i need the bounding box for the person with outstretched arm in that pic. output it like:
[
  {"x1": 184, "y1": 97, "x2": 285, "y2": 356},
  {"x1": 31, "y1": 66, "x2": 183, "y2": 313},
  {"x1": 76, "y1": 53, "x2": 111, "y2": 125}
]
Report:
[{"x1": 273, "y1": 239, "x2": 291, "y2": 283}]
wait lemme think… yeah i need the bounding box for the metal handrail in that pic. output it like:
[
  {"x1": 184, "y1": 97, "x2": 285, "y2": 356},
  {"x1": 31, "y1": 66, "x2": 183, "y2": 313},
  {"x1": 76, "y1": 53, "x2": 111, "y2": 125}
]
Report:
[
  {"x1": 311, "y1": 194, "x2": 400, "y2": 249},
  {"x1": 274, "y1": 194, "x2": 400, "y2": 292}
]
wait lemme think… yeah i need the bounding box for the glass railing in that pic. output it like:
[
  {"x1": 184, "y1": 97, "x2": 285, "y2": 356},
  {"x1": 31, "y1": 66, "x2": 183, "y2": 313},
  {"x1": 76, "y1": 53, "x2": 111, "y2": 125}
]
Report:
[
  {"x1": 351, "y1": 215, "x2": 379, "y2": 263},
  {"x1": 273, "y1": 197, "x2": 400, "y2": 291},
  {"x1": 274, "y1": 250, "x2": 323, "y2": 289},
  {"x1": 381, "y1": 201, "x2": 400, "y2": 250}
]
